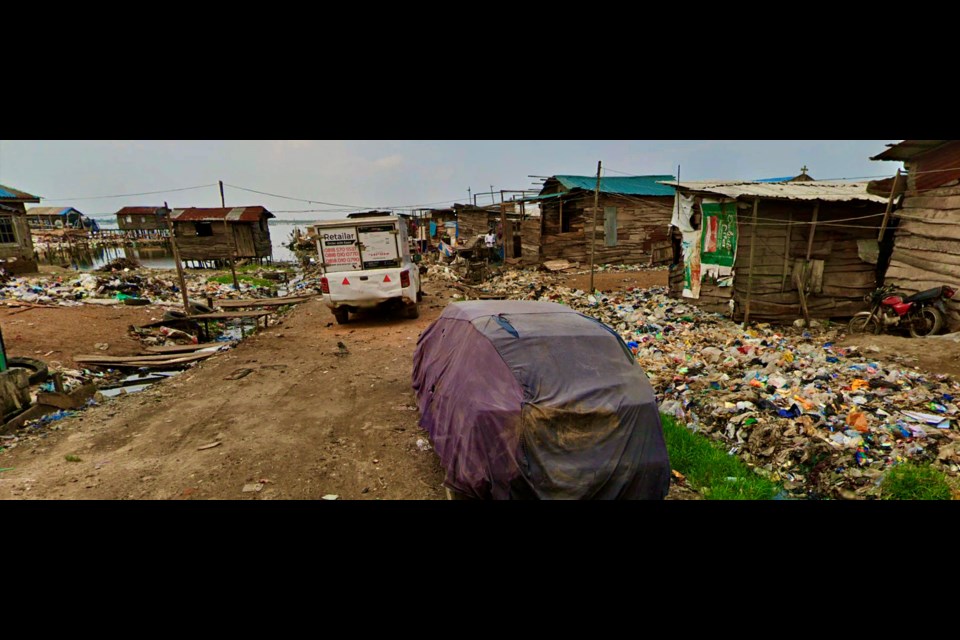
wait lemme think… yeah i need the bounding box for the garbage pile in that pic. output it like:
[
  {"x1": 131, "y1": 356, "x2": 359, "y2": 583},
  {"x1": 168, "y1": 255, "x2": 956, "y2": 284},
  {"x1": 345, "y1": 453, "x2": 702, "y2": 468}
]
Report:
[
  {"x1": 0, "y1": 267, "x2": 302, "y2": 307},
  {"x1": 466, "y1": 267, "x2": 960, "y2": 499},
  {"x1": 96, "y1": 257, "x2": 141, "y2": 272}
]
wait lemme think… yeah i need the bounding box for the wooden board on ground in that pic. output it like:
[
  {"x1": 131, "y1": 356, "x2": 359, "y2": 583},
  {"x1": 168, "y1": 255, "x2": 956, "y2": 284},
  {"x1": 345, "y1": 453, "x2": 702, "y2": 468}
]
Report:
[
  {"x1": 188, "y1": 310, "x2": 274, "y2": 321},
  {"x1": 141, "y1": 341, "x2": 235, "y2": 354},
  {"x1": 74, "y1": 351, "x2": 218, "y2": 367},
  {"x1": 215, "y1": 296, "x2": 316, "y2": 309},
  {"x1": 543, "y1": 259, "x2": 574, "y2": 272}
]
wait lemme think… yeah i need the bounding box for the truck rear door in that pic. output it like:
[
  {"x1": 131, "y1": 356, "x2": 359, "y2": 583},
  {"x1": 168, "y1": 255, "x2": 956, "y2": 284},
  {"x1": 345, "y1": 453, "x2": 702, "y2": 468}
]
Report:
[{"x1": 357, "y1": 223, "x2": 400, "y2": 269}]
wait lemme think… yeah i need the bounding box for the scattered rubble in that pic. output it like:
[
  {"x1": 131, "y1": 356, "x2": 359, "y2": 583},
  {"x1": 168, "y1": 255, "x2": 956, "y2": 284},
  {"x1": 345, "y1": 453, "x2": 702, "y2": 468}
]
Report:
[{"x1": 453, "y1": 266, "x2": 960, "y2": 500}]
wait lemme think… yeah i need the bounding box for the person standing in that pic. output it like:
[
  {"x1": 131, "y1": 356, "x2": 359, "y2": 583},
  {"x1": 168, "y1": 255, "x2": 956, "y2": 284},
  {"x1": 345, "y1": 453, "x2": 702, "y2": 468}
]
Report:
[{"x1": 483, "y1": 229, "x2": 496, "y2": 261}]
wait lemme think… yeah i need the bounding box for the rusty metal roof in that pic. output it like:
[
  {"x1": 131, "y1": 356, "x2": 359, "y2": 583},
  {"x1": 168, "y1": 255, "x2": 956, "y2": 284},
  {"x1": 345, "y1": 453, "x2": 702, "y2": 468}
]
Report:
[
  {"x1": 116, "y1": 206, "x2": 167, "y2": 216},
  {"x1": 26, "y1": 206, "x2": 81, "y2": 217},
  {"x1": 661, "y1": 180, "x2": 888, "y2": 203},
  {"x1": 169, "y1": 206, "x2": 275, "y2": 222},
  {"x1": 0, "y1": 184, "x2": 40, "y2": 202},
  {"x1": 871, "y1": 140, "x2": 949, "y2": 162}
]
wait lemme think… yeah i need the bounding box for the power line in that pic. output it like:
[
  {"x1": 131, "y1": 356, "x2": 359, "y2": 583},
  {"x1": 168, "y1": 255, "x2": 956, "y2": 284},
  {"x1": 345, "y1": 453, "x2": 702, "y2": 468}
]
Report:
[
  {"x1": 224, "y1": 182, "x2": 469, "y2": 212},
  {"x1": 40, "y1": 183, "x2": 217, "y2": 201}
]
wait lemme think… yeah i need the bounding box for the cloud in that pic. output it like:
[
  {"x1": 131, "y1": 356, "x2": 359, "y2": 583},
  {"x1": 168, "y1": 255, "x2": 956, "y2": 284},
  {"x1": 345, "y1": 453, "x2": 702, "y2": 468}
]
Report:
[{"x1": 373, "y1": 154, "x2": 403, "y2": 169}]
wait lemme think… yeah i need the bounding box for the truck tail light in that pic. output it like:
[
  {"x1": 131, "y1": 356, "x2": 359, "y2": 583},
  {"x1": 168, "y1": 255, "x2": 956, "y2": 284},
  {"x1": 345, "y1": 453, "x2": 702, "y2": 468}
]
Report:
[
  {"x1": 320, "y1": 277, "x2": 330, "y2": 294},
  {"x1": 945, "y1": 286, "x2": 956, "y2": 299},
  {"x1": 400, "y1": 270, "x2": 410, "y2": 288}
]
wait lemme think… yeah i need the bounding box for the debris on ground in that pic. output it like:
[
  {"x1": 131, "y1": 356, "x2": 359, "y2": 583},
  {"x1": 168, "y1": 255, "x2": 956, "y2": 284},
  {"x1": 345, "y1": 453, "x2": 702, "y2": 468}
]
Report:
[
  {"x1": 438, "y1": 265, "x2": 960, "y2": 500},
  {"x1": 96, "y1": 258, "x2": 141, "y2": 272}
]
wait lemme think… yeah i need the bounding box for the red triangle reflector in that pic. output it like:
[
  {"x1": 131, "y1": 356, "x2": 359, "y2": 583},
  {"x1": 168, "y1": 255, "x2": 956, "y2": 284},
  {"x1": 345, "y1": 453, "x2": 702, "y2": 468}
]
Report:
[
  {"x1": 342, "y1": 278, "x2": 350, "y2": 285},
  {"x1": 383, "y1": 275, "x2": 391, "y2": 283}
]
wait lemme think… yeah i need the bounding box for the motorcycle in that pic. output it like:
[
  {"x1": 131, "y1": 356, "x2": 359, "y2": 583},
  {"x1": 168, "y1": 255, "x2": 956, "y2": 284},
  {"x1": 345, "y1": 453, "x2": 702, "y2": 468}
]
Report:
[{"x1": 848, "y1": 284, "x2": 956, "y2": 337}]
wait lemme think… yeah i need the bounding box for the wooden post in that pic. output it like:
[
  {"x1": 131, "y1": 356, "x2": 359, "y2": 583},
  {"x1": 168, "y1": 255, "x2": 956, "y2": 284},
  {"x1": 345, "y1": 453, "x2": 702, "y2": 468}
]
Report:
[
  {"x1": 162, "y1": 202, "x2": 192, "y2": 315},
  {"x1": 878, "y1": 168, "x2": 902, "y2": 242},
  {"x1": 499, "y1": 200, "x2": 506, "y2": 263},
  {"x1": 743, "y1": 198, "x2": 759, "y2": 325},
  {"x1": 589, "y1": 161, "x2": 601, "y2": 293},
  {"x1": 52, "y1": 371, "x2": 64, "y2": 394},
  {"x1": 780, "y1": 211, "x2": 793, "y2": 293},
  {"x1": 798, "y1": 202, "x2": 820, "y2": 327},
  {"x1": 806, "y1": 202, "x2": 819, "y2": 261},
  {"x1": 796, "y1": 269, "x2": 811, "y2": 327},
  {"x1": 220, "y1": 180, "x2": 241, "y2": 290}
]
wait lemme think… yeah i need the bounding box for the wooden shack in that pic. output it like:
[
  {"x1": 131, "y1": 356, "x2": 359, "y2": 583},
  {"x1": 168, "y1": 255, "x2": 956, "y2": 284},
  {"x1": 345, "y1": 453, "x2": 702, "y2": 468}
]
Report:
[
  {"x1": 526, "y1": 174, "x2": 676, "y2": 267},
  {"x1": 116, "y1": 206, "x2": 170, "y2": 237},
  {"x1": 871, "y1": 140, "x2": 960, "y2": 330},
  {"x1": 25, "y1": 206, "x2": 87, "y2": 230},
  {"x1": 666, "y1": 180, "x2": 888, "y2": 322},
  {"x1": 0, "y1": 184, "x2": 39, "y2": 273},
  {"x1": 169, "y1": 206, "x2": 274, "y2": 266}
]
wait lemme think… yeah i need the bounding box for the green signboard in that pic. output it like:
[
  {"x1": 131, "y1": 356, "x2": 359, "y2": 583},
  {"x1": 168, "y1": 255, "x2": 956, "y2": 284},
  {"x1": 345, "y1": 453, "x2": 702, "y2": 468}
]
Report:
[{"x1": 700, "y1": 201, "x2": 738, "y2": 268}]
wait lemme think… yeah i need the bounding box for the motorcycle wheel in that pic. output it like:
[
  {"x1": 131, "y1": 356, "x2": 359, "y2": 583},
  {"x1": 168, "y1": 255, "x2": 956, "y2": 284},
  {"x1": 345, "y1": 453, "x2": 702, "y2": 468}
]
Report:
[
  {"x1": 848, "y1": 312, "x2": 881, "y2": 335},
  {"x1": 909, "y1": 306, "x2": 944, "y2": 338}
]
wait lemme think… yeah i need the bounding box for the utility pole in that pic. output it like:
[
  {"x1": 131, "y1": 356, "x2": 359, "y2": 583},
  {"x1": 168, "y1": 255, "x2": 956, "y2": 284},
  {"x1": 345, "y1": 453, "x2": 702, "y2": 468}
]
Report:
[
  {"x1": 589, "y1": 161, "x2": 602, "y2": 293},
  {"x1": 163, "y1": 201, "x2": 191, "y2": 314},
  {"x1": 219, "y1": 179, "x2": 241, "y2": 290}
]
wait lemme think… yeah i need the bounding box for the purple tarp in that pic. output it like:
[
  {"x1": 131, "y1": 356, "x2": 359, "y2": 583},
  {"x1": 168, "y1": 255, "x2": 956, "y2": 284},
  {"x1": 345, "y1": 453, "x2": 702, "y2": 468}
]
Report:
[{"x1": 412, "y1": 300, "x2": 670, "y2": 500}]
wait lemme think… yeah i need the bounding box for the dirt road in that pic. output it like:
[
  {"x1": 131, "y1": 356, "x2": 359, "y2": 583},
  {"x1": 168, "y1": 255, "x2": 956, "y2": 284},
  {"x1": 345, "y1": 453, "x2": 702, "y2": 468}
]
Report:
[{"x1": 0, "y1": 287, "x2": 451, "y2": 499}]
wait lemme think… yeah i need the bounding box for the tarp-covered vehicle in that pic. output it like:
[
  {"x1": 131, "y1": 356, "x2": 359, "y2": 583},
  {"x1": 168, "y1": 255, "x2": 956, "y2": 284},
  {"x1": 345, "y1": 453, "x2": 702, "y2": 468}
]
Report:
[{"x1": 412, "y1": 300, "x2": 670, "y2": 500}]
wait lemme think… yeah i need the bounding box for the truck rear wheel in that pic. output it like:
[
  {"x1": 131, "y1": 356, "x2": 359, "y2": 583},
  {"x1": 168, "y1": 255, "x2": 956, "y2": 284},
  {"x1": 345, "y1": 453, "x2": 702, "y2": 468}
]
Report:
[
  {"x1": 333, "y1": 308, "x2": 349, "y2": 324},
  {"x1": 403, "y1": 302, "x2": 420, "y2": 319}
]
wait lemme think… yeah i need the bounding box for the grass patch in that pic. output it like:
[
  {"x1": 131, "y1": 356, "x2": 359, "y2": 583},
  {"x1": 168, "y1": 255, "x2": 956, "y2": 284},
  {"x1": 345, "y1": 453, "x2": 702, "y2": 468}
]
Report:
[
  {"x1": 880, "y1": 463, "x2": 954, "y2": 500},
  {"x1": 206, "y1": 274, "x2": 274, "y2": 288},
  {"x1": 64, "y1": 455, "x2": 82, "y2": 463},
  {"x1": 661, "y1": 414, "x2": 781, "y2": 500}
]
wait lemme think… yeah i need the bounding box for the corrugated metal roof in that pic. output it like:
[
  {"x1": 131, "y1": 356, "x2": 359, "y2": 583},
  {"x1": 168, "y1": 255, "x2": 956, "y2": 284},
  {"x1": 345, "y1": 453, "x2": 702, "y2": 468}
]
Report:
[
  {"x1": 312, "y1": 216, "x2": 399, "y2": 228},
  {"x1": 552, "y1": 175, "x2": 677, "y2": 196},
  {"x1": 0, "y1": 184, "x2": 40, "y2": 201},
  {"x1": 515, "y1": 192, "x2": 564, "y2": 203},
  {"x1": 169, "y1": 206, "x2": 274, "y2": 222},
  {"x1": 26, "y1": 206, "x2": 78, "y2": 217},
  {"x1": 116, "y1": 206, "x2": 166, "y2": 216},
  {"x1": 662, "y1": 180, "x2": 888, "y2": 203},
  {"x1": 871, "y1": 140, "x2": 949, "y2": 162}
]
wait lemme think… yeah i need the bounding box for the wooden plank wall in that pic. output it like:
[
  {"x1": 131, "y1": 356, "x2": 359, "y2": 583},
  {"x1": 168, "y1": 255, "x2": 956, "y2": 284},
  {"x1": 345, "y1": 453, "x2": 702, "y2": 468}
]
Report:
[
  {"x1": 886, "y1": 181, "x2": 960, "y2": 329},
  {"x1": 457, "y1": 210, "x2": 492, "y2": 241},
  {"x1": 670, "y1": 199, "x2": 884, "y2": 321},
  {"x1": 175, "y1": 222, "x2": 239, "y2": 260},
  {"x1": 0, "y1": 214, "x2": 36, "y2": 260},
  {"x1": 539, "y1": 194, "x2": 674, "y2": 265},
  {"x1": 252, "y1": 225, "x2": 272, "y2": 258},
  {"x1": 520, "y1": 216, "x2": 542, "y2": 263}
]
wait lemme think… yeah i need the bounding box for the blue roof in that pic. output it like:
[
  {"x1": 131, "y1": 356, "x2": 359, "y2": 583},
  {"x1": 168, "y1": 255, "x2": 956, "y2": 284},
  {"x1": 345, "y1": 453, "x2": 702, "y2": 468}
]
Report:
[
  {"x1": 0, "y1": 184, "x2": 40, "y2": 200},
  {"x1": 553, "y1": 174, "x2": 676, "y2": 196},
  {"x1": 754, "y1": 176, "x2": 794, "y2": 183}
]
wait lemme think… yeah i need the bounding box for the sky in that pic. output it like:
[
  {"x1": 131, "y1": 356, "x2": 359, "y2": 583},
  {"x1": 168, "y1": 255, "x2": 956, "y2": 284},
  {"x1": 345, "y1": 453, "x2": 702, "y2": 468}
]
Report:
[{"x1": 0, "y1": 140, "x2": 903, "y2": 221}]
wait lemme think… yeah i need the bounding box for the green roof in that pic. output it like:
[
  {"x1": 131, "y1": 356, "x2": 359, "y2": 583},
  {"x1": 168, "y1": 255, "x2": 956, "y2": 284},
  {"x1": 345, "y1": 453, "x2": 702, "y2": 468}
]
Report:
[{"x1": 553, "y1": 174, "x2": 676, "y2": 196}]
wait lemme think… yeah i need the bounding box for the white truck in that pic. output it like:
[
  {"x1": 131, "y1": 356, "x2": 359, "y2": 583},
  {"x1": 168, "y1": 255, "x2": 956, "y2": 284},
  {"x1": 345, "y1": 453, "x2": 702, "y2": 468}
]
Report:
[{"x1": 313, "y1": 216, "x2": 422, "y2": 324}]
